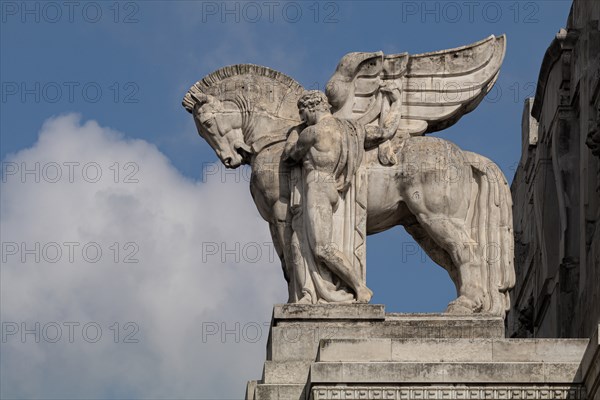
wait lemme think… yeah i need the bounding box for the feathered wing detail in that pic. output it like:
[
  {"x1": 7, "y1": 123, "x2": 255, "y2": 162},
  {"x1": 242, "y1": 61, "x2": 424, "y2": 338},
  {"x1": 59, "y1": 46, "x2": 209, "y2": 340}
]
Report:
[{"x1": 325, "y1": 35, "x2": 506, "y2": 136}]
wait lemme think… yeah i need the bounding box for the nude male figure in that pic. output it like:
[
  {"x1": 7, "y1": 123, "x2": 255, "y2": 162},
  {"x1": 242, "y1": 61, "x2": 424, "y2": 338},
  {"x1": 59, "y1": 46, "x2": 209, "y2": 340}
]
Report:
[{"x1": 283, "y1": 85, "x2": 401, "y2": 303}]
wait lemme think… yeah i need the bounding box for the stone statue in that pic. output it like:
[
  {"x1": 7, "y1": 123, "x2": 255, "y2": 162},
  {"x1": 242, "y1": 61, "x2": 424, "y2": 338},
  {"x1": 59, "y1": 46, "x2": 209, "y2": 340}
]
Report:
[{"x1": 183, "y1": 35, "x2": 516, "y2": 317}]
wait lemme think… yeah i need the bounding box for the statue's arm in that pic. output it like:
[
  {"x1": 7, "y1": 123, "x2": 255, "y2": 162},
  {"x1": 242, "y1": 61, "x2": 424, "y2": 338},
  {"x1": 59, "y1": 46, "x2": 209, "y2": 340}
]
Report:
[
  {"x1": 364, "y1": 126, "x2": 385, "y2": 149},
  {"x1": 283, "y1": 126, "x2": 301, "y2": 161},
  {"x1": 285, "y1": 127, "x2": 315, "y2": 162},
  {"x1": 364, "y1": 84, "x2": 402, "y2": 149}
]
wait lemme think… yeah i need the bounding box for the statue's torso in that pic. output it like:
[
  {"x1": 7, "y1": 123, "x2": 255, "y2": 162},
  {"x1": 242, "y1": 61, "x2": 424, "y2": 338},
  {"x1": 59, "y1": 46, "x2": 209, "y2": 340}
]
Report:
[{"x1": 301, "y1": 116, "x2": 345, "y2": 178}]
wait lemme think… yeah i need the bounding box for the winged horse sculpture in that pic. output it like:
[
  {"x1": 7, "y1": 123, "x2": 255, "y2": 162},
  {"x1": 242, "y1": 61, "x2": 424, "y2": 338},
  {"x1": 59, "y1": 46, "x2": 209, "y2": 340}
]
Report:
[{"x1": 183, "y1": 35, "x2": 515, "y2": 317}]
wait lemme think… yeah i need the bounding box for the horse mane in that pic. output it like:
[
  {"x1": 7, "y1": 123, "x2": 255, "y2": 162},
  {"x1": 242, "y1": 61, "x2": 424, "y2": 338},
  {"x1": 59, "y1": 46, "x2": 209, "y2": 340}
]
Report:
[{"x1": 182, "y1": 64, "x2": 303, "y2": 113}]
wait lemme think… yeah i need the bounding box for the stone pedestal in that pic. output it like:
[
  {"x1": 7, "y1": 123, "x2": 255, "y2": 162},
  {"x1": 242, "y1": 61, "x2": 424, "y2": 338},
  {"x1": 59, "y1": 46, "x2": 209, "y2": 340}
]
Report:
[{"x1": 245, "y1": 305, "x2": 596, "y2": 400}]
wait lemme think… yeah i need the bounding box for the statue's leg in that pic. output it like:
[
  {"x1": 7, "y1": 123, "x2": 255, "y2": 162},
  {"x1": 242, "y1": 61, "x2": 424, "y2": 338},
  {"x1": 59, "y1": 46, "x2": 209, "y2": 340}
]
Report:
[
  {"x1": 289, "y1": 208, "x2": 316, "y2": 304},
  {"x1": 412, "y1": 213, "x2": 484, "y2": 314},
  {"x1": 304, "y1": 185, "x2": 372, "y2": 303}
]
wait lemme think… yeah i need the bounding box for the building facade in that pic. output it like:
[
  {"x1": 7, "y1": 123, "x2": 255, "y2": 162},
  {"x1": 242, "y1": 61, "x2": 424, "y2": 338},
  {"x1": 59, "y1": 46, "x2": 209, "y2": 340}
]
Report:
[{"x1": 509, "y1": 0, "x2": 600, "y2": 339}]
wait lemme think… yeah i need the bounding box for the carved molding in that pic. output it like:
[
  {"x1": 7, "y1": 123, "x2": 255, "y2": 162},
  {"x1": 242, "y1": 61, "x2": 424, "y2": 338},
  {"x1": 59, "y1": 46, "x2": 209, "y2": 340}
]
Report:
[
  {"x1": 586, "y1": 105, "x2": 600, "y2": 158},
  {"x1": 532, "y1": 29, "x2": 579, "y2": 120},
  {"x1": 311, "y1": 386, "x2": 587, "y2": 400}
]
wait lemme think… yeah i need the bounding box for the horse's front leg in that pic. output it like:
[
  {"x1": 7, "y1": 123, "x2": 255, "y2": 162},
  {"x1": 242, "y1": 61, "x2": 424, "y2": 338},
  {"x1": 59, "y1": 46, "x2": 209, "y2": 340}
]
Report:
[
  {"x1": 269, "y1": 193, "x2": 306, "y2": 301},
  {"x1": 250, "y1": 165, "x2": 298, "y2": 302}
]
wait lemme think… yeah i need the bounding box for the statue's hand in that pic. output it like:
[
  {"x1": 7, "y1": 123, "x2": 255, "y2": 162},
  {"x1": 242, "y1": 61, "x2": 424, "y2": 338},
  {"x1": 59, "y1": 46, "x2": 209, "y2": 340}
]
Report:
[
  {"x1": 379, "y1": 81, "x2": 401, "y2": 102},
  {"x1": 282, "y1": 144, "x2": 297, "y2": 164},
  {"x1": 378, "y1": 140, "x2": 398, "y2": 166}
]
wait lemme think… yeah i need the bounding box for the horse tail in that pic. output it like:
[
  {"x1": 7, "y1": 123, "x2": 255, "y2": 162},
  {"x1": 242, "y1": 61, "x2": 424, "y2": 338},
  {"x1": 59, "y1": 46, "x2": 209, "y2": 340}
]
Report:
[{"x1": 465, "y1": 152, "x2": 515, "y2": 315}]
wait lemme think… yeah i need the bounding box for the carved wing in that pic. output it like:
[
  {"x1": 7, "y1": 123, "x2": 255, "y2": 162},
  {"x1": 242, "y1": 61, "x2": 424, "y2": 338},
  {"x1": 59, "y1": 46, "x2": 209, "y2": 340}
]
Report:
[{"x1": 325, "y1": 35, "x2": 506, "y2": 136}]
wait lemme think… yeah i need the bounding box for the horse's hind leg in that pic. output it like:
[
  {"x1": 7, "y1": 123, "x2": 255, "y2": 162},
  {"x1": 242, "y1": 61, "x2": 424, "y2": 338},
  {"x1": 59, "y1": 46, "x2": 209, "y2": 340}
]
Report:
[
  {"x1": 413, "y1": 213, "x2": 484, "y2": 314},
  {"x1": 403, "y1": 218, "x2": 459, "y2": 295}
]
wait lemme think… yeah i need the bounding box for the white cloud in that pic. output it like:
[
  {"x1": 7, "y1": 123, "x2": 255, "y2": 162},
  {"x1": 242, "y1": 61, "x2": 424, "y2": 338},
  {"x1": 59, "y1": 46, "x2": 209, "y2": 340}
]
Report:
[{"x1": 1, "y1": 114, "x2": 285, "y2": 399}]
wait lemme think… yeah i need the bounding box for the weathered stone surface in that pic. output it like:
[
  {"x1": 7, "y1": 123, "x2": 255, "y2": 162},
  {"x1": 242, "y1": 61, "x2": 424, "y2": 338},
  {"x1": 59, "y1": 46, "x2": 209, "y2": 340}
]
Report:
[
  {"x1": 317, "y1": 338, "x2": 589, "y2": 363},
  {"x1": 262, "y1": 361, "x2": 312, "y2": 384},
  {"x1": 490, "y1": 338, "x2": 589, "y2": 363},
  {"x1": 310, "y1": 361, "x2": 582, "y2": 384},
  {"x1": 268, "y1": 314, "x2": 505, "y2": 362},
  {"x1": 273, "y1": 304, "x2": 384, "y2": 321},
  {"x1": 254, "y1": 383, "x2": 305, "y2": 400},
  {"x1": 245, "y1": 381, "x2": 257, "y2": 400},
  {"x1": 385, "y1": 313, "x2": 506, "y2": 337},
  {"x1": 319, "y1": 338, "x2": 393, "y2": 362}
]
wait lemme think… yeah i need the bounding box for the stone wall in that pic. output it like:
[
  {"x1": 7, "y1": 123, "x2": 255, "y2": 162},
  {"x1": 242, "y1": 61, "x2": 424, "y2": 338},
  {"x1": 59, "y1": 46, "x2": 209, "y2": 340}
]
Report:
[{"x1": 509, "y1": 0, "x2": 600, "y2": 339}]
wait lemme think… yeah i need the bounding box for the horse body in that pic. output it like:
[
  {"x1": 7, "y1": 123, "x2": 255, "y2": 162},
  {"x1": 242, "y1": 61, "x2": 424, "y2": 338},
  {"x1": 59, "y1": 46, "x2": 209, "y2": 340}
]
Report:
[{"x1": 248, "y1": 121, "x2": 495, "y2": 312}]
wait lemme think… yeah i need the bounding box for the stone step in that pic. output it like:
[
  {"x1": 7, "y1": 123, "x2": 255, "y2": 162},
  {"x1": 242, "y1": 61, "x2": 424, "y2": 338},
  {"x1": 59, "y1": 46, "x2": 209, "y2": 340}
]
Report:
[
  {"x1": 262, "y1": 360, "x2": 312, "y2": 384},
  {"x1": 310, "y1": 361, "x2": 583, "y2": 384},
  {"x1": 268, "y1": 316, "x2": 504, "y2": 362},
  {"x1": 254, "y1": 383, "x2": 306, "y2": 400},
  {"x1": 317, "y1": 338, "x2": 589, "y2": 363}
]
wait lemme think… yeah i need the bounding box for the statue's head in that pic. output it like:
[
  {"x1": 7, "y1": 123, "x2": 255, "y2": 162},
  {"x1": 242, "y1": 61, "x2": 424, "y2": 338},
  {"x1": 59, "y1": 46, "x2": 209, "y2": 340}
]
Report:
[
  {"x1": 190, "y1": 92, "x2": 248, "y2": 169},
  {"x1": 297, "y1": 90, "x2": 331, "y2": 126}
]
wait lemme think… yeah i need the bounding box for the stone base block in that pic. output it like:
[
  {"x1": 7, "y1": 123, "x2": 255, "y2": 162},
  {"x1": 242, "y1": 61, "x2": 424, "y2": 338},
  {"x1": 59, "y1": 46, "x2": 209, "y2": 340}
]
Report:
[
  {"x1": 268, "y1": 306, "x2": 505, "y2": 362},
  {"x1": 244, "y1": 305, "x2": 592, "y2": 400},
  {"x1": 317, "y1": 338, "x2": 589, "y2": 363},
  {"x1": 310, "y1": 361, "x2": 582, "y2": 384},
  {"x1": 254, "y1": 383, "x2": 306, "y2": 400},
  {"x1": 262, "y1": 360, "x2": 312, "y2": 384}
]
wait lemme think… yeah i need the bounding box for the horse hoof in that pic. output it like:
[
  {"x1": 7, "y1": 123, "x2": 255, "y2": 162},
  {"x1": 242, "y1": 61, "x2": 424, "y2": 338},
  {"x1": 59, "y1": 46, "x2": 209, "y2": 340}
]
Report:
[
  {"x1": 446, "y1": 302, "x2": 472, "y2": 314},
  {"x1": 445, "y1": 298, "x2": 475, "y2": 315},
  {"x1": 355, "y1": 286, "x2": 373, "y2": 303},
  {"x1": 296, "y1": 295, "x2": 313, "y2": 304}
]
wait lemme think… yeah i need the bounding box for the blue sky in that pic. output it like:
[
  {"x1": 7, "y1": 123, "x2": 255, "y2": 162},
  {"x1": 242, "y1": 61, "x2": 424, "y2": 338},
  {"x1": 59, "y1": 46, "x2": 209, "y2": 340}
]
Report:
[{"x1": 1, "y1": 1, "x2": 574, "y2": 399}]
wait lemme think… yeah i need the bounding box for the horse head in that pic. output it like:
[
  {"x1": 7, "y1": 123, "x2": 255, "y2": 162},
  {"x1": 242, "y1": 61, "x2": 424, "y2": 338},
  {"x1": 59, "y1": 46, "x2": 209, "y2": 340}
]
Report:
[
  {"x1": 189, "y1": 92, "x2": 252, "y2": 169},
  {"x1": 184, "y1": 65, "x2": 306, "y2": 168}
]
